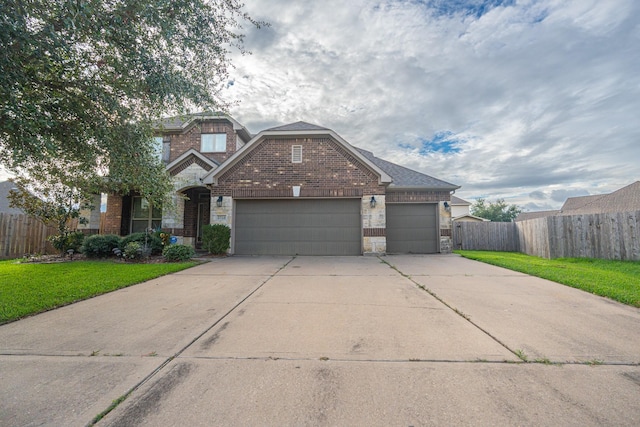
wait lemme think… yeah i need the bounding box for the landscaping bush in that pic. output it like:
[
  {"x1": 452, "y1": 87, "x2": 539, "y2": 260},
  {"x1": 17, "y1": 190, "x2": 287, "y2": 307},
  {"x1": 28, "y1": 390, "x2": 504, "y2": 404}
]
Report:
[
  {"x1": 202, "y1": 224, "x2": 231, "y2": 254},
  {"x1": 49, "y1": 231, "x2": 85, "y2": 255},
  {"x1": 121, "y1": 232, "x2": 163, "y2": 254},
  {"x1": 81, "y1": 234, "x2": 122, "y2": 258},
  {"x1": 163, "y1": 244, "x2": 195, "y2": 262},
  {"x1": 123, "y1": 241, "x2": 145, "y2": 260}
]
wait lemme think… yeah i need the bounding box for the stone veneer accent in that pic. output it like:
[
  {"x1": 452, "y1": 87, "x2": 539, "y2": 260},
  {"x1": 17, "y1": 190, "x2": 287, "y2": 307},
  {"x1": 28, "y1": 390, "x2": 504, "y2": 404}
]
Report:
[
  {"x1": 439, "y1": 201, "x2": 453, "y2": 254},
  {"x1": 362, "y1": 195, "x2": 386, "y2": 254}
]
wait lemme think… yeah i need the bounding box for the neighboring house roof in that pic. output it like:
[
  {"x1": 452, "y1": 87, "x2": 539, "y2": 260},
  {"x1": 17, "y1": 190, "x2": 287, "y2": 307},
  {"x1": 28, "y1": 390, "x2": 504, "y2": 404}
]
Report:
[
  {"x1": 453, "y1": 214, "x2": 489, "y2": 222},
  {"x1": 560, "y1": 194, "x2": 606, "y2": 213},
  {"x1": 515, "y1": 181, "x2": 640, "y2": 221},
  {"x1": 0, "y1": 180, "x2": 24, "y2": 214},
  {"x1": 156, "y1": 112, "x2": 253, "y2": 142},
  {"x1": 450, "y1": 195, "x2": 471, "y2": 206},
  {"x1": 560, "y1": 181, "x2": 640, "y2": 214},
  {"x1": 514, "y1": 210, "x2": 559, "y2": 222},
  {"x1": 355, "y1": 148, "x2": 460, "y2": 191}
]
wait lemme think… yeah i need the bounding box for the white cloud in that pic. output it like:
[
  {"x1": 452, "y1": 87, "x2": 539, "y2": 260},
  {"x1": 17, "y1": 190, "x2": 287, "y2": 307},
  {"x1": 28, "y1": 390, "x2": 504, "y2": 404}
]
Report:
[{"x1": 224, "y1": 0, "x2": 640, "y2": 209}]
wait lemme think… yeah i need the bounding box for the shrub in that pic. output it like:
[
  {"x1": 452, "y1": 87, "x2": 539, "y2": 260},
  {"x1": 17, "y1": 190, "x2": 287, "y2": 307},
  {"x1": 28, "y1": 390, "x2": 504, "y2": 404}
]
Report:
[
  {"x1": 123, "y1": 242, "x2": 144, "y2": 260},
  {"x1": 121, "y1": 232, "x2": 163, "y2": 255},
  {"x1": 49, "y1": 231, "x2": 85, "y2": 255},
  {"x1": 163, "y1": 244, "x2": 195, "y2": 262},
  {"x1": 82, "y1": 234, "x2": 122, "y2": 258},
  {"x1": 202, "y1": 224, "x2": 230, "y2": 254}
]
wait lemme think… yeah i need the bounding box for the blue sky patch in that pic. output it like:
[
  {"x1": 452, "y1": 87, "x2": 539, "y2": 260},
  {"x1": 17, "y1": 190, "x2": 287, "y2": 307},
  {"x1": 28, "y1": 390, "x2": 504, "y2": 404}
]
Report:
[
  {"x1": 416, "y1": 0, "x2": 515, "y2": 18},
  {"x1": 401, "y1": 131, "x2": 464, "y2": 155}
]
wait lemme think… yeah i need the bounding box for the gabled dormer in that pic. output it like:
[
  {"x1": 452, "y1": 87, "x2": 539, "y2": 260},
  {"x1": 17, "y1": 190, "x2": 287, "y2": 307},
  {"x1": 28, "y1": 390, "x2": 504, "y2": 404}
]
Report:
[{"x1": 154, "y1": 112, "x2": 253, "y2": 165}]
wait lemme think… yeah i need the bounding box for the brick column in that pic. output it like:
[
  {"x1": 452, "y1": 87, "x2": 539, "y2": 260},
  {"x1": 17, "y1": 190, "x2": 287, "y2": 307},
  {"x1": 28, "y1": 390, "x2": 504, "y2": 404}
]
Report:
[{"x1": 103, "y1": 194, "x2": 123, "y2": 235}]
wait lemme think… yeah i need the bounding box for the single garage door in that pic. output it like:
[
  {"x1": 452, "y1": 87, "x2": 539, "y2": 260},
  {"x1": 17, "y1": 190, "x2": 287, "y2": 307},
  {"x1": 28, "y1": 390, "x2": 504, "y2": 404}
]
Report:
[
  {"x1": 235, "y1": 199, "x2": 361, "y2": 255},
  {"x1": 386, "y1": 203, "x2": 438, "y2": 253}
]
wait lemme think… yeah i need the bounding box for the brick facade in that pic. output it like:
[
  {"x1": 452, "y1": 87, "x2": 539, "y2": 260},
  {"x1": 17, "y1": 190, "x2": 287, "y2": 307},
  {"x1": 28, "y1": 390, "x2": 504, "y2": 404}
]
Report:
[
  {"x1": 101, "y1": 115, "x2": 458, "y2": 255},
  {"x1": 215, "y1": 137, "x2": 386, "y2": 197},
  {"x1": 166, "y1": 121, "x2": 237, "y2": 165},
  {"x1": 104, "y1": 194, "x2": 123, "y2": 235}
]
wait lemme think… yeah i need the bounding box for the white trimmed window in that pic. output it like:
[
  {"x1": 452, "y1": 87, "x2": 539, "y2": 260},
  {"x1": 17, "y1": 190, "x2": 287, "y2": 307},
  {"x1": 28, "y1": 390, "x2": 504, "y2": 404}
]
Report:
[
  {"x1": 152, "y1": 136, "x2": 164, "y2": 160},
  {"x1": 201, "y1": 133, "x2": 227, "y2": 152},
  {"x1": 292, "y1": 145, "x2": 302, "y2": 163},
  {"x1": 131, "y1": 197, "x2": 162, "y2": 233}
]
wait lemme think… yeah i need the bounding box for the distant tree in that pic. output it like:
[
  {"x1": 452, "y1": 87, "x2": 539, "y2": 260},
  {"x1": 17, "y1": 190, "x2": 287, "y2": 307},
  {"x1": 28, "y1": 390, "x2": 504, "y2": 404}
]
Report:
[
  {"x1": 471, "y1": 198, "x2": 522, "y2": 222},
  {"x1": 0, "y1": 0, "x2": 264, "y2": 206}
]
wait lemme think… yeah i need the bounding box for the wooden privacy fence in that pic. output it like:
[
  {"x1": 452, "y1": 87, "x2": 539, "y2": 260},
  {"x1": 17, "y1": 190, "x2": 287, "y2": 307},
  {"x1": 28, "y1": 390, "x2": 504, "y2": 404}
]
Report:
[
  {"x1": 0, "y1": 213, "x2": 86, "y2": 259},
  {"x1": 453, "y1": 221, "x2": 520, "y2": 252},
  {"x1": 0, "y1": 213, "x2": 57, "y2": 259},
  {"x1": 453, "y1": 210, "x2": 640, "y2": 261}
]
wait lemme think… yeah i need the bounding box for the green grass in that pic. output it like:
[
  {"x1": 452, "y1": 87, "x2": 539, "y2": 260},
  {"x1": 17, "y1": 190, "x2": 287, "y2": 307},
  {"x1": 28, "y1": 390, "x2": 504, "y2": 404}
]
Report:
[
  {"x1": 0, "y1": 260, "x2": 198, "y2": 324},
  {"x1": 456, "y1": 251, "x2": 640, "y2": 308}
]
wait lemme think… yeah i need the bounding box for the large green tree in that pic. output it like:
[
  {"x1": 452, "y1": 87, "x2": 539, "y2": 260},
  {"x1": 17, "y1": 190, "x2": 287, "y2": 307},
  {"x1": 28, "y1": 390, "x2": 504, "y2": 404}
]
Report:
[
  {"x1": 0, "y1": 0, "x2": 262, "y2": 206},
  {"x1": 471, "y1": 198, "x2": 522, "y2": 222}
]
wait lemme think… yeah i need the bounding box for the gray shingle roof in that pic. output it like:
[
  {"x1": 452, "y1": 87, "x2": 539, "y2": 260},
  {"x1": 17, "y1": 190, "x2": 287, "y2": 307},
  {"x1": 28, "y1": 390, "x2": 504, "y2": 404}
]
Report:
[
  {"x1": 264, "y1": 121, "x2": 330, "y2": 132},
  {"x1": 560, "y1": 194, "x2": 605, "y2": 213},
  {"x1": 514, "y1": 210, "x2": 560, "y2": 222},
  {"x1": 450, "y1": 195, "x2": 471, "y2": 206},
  {"x1": 355, "y1": 148, "x2": 459, "y2": 190},
  {"x1": 561, "y1": 181, "x2": 640, "y2": 214}
]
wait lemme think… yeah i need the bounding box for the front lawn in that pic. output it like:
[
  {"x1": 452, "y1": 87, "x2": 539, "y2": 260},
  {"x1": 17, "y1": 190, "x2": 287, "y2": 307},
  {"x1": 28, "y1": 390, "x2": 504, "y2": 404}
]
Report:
[
  {"x1": 0, "y1": 260, "x2": 198, "y2": 324},
  {"x1": 456, "y1": 251, "x2": 640, "y2": 308}
]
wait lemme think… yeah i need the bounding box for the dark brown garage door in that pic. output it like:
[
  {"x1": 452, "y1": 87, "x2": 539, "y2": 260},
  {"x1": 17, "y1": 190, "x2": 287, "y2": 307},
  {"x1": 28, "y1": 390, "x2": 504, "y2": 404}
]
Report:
[
  {"x1": 234, "y1": 199, "x2": 361, "y2": 255},
  {"x1": 386, "y1": 203, "x2": 438, "y2": 253}
]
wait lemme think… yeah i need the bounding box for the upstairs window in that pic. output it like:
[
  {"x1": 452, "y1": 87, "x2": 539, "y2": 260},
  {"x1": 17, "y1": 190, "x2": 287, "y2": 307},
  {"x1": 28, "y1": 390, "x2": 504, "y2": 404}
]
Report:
[
  {"x1": 152, "y1": 136, "x2": 170, "y2": 162},
  {"x1": 201, "y1": 133, "x2": 227, "y2": 152},
  {"x1": 152, "y1": 136, "x2": 164, "y2": 160},
  {"x1": 292, "y1": 145, "x2": 302, "y2": 163}
]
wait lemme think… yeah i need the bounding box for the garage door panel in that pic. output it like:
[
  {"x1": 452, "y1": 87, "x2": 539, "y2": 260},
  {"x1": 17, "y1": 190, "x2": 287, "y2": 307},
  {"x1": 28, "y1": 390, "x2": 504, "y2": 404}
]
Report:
[
  {"x1": 386, "y1": 203, "x2": 438, "y2": 254},
  {"x1": 235, "y1": 199, "x2": 361, "y2": 255}
]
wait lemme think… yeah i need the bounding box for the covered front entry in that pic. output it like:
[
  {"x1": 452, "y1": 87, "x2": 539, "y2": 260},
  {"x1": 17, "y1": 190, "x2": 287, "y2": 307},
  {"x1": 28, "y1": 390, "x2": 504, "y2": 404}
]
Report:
[
  {"x1": 234, "y1": 199, "x2": 361, "y2": 255},
  {"x1": 386, "y1": 203, "x2": 438, "y2": 253}
]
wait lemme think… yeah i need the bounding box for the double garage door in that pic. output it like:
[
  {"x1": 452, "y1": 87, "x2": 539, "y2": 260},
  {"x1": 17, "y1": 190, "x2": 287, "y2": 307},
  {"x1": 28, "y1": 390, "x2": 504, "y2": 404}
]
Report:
[
  {"x1": 234, "y1": 199, "x2": 438, "y2": 255},
  {"x1": 235, "y1": 199, "x2": 361, "y2": 255}
]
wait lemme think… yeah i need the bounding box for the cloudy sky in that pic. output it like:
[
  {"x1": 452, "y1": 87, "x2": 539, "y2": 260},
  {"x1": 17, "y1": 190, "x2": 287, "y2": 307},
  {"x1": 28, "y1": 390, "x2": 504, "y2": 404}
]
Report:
[{"x1": 224, "y1": 0, "x2": 640, "y2": 211}]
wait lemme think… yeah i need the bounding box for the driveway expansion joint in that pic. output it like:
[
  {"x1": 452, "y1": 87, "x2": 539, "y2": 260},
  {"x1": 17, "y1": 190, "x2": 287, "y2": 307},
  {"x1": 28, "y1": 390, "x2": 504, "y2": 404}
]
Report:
[{"x1": 87, "y1": 256, "x2": 296, "y2": 426}]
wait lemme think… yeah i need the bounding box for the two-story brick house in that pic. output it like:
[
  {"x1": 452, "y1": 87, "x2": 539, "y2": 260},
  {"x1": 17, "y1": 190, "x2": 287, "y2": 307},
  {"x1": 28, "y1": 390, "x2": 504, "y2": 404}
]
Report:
[{"x1": 95, "y1": 113, "x2": 459, "y2": 255}]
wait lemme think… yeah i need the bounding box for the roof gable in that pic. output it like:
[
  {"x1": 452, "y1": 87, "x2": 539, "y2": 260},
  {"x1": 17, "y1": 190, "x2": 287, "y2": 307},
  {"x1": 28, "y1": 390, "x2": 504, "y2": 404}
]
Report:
[
  {"x1": 265, "y1": 121, "x2": 330, "y2": 132},
  {"x1": 156, "y1": 112, "x2": 252, "y2": 143},
  {"x1": 166, "y1": 149, "x2": 218, "y2": 176},
  {"x1": 203, "y1": 127, "x2": 392, "y2": 186}
]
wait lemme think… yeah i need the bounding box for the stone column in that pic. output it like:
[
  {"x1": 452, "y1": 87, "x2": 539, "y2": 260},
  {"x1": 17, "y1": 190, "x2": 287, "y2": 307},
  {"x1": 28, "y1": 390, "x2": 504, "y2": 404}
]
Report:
[
  {"x1": 439, "y1": 201, "x2": 453, "y2": 253},
  {"x1": 362, "y1": 195, "x2": 386, "y2": 255}
]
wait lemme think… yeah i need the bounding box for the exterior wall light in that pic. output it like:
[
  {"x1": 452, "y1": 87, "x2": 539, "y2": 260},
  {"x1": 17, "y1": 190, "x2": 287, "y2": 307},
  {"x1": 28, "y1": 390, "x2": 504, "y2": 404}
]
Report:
[
  {"x1": 370, "y1": 196, "x2": 377, "y2": 208},
  {"x1": 216, "y1": 196, "x2": 223, "y2": 207}
]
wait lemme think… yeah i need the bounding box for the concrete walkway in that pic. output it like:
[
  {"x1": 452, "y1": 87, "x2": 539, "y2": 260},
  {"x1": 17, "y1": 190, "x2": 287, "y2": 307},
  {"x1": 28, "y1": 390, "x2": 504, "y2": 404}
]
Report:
[{"x1": 1, "y1": 255, "x2": 639, "y2": 426}]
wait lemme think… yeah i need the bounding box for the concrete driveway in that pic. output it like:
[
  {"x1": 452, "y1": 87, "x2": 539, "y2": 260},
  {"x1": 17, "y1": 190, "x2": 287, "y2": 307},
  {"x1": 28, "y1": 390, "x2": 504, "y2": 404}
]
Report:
[{"x1": 1, "y1": 255, "x2": 639, "y2": 426}]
